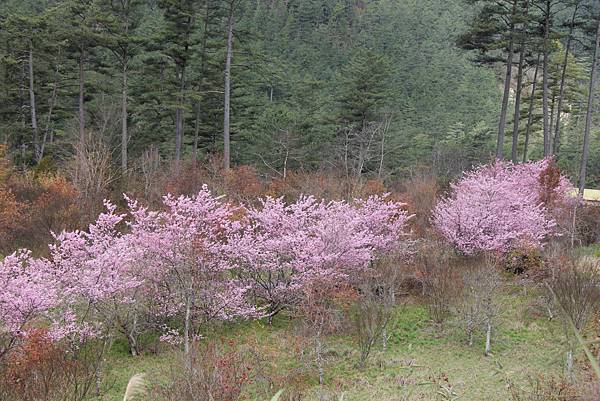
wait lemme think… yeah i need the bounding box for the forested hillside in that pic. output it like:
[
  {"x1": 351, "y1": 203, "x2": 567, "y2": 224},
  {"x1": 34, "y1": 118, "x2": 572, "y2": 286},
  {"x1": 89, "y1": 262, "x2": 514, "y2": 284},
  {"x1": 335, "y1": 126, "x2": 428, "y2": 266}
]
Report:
[
  {"x1": 6, "y1": 0, "x2": 600, "y2": 188},
  {"x1": 0, "y1": 0, "x2": 502, "y2": 180}
]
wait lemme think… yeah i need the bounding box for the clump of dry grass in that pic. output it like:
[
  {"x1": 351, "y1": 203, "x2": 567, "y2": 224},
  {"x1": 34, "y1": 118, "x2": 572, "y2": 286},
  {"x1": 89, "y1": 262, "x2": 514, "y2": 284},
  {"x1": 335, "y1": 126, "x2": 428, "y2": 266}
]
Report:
[{"x1": 123, "y1": 373, "x2": 147, "y2": 401}]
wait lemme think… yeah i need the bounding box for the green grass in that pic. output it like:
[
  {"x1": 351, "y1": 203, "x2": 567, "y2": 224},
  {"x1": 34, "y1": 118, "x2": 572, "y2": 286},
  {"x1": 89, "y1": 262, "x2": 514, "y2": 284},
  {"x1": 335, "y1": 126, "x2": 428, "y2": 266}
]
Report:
[
  {"x1": 104, "y1": 290, "x2": 574, "y2": 401},
  {"x1": 578, "y1": 243, "x2": 600, "y2": 257}
]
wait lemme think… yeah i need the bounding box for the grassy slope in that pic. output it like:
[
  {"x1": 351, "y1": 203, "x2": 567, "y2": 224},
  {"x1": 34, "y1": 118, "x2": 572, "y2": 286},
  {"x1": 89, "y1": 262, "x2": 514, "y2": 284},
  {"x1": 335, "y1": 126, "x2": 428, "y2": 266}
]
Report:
[{"x1": 104, "y1": 287, "x2": 572, "y2": 401}]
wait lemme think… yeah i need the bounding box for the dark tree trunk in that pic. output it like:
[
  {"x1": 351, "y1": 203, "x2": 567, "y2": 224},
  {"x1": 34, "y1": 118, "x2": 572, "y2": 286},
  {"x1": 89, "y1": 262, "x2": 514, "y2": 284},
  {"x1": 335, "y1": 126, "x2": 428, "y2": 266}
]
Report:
[
  {"x1": 193, "y1": 105, "x2": 200, "y2": 162},
  {"x1": 553, "y1": 5, "x2": 579, "y2": 156},
  {"x1": 27, "y1": 41, "x2": 40, "y2": 162},
  {"x1": 41, "y1": 77, "x2": 58, "y2": 159},
  {"x1": 121, "y1": 61, "x2": 128, "y2": 173},
  {"x1": 175, "y1": 64, "x2": 185, "y2": 162},
  {"x1": 549, "y1": 94, "x2": 556, "y2": 146},
  {"x1": 78, "y1": 47, "x2": 85, "y2": 144},
  {"x1": 523, "y1": 54, "x2": 541, "y2": 163},
  {"x1": 542, "y1": 0, "x2": 551, "y2": 157},
  {"x1": 511, "y1": 0, "x2": 529, "y2": 163},
  {"x1": 223, "y1": 1, "x2": 235, "y2": 170},
  {"x1": 497, "y1": 0, "x2": 518, "y2": 160},
  {"x1": 193, "y1": 1, "x2": 212, "y2": 162},
  {"x1": 579, "y1": 11, "x2": 600, "y2": 194}
]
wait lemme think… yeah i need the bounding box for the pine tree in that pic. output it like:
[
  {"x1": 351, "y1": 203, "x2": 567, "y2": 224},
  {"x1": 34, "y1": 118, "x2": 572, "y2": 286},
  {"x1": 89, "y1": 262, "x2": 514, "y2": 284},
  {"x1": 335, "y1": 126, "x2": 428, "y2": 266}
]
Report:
[
  {"x1": 337, "y1": 48, "x2": 391, "y2": 131},
  {"x1": 98, "y1": 0, "x2": 146, "y2": 173},
  {"x1": 157, "y1": 0, "x2": 200, "y2": 162},
  {"x1": 58, "y1": 0, "x2": 105, "y2": 145},
  {"x1": 458, "y1": 0, "x2": 531, "y2": 159}
]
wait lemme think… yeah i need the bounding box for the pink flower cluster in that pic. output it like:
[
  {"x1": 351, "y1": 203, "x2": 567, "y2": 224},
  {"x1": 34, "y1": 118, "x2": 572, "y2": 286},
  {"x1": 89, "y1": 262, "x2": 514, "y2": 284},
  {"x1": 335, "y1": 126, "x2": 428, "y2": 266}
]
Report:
[
  {"x1": 433, "y1": 159, "x2": 574, "y2": 255},
  {"x1": 0, "y1": 186, "x2": 412, "y2": 353},
  {"x1": 0, "y1": 251, "x2": 57, "y2": 357},
  {"x1": 226, "y1": 195, "x2": 413, "y2": 315}
]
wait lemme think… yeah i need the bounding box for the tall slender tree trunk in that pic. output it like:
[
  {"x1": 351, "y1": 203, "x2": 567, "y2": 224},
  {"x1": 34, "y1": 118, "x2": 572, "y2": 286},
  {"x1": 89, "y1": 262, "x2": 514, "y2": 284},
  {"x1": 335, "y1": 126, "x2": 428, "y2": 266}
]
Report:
[
  {"x1": 175, "y1": 64, "x2": 185, "y2": 162},
  {"x1": 193, "y1": 2, "x2": 212, "y2": 161},
  {"x1": 41, "y1": 78, "x2": 58, "y2": 159},
  {"x1": 549, "y1": 94, "x2": 556, "y2": 144},
  {"x1": 78, "y1": 47, "x2": 85, "y2": 144},
  {"x1": 511, "y1": 1, "x2": 529, "y2": 162},
  {"x1": 193, "y1": 105, "x2": 200, "y2": 163},
  {"x1": 566, "y1": 348, "x2": 574, "y2": 380},
  {"x1": 184, "y1": 292, "x2": 192, "y2": 356},
  {"x1": 42, "y1": 54, "x2": 61, "y2": 154},
  {"x1": 124, "y1": 313, "x2": 139, "y2": 357},
  {"x1": 223, "y1": 1, "x2": 235, "y2": 171},
  {"x1": 542, "y1": 0, "x2": 552, "y2": 157},
  {"x1": 523, "y1": 54, "x2": 541, "y2": 162},
  {"x1": 121, "y1": 62, "x2": 128, "y2": 173},
  {"x1": 485, "y1": 319, "x2": 492, "y2": 356},
  {"x1": 553, "y1": 5, "x2": 579, "y2": 156},
  {"x1": 315, "y1": 333, "x2": 325, "y2": 385},
  {"x1": 27, "y1": 41, "x2": 40, "y2": 162},
  {"x1": 579, "y1": 11, "x2": 600, "y2": 194},
  {"x1": 497, "y1": 0, "x2": 518, "y2": 160}
]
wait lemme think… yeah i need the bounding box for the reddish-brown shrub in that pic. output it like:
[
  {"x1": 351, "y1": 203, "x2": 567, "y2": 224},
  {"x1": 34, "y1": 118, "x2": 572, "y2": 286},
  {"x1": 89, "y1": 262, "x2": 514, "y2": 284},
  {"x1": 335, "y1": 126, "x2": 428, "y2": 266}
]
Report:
[
  {"x1": 0, "y1": 145, "x2": 11, "y2": 182},
  {"x1": 152, "y1": 340, "x2": 252, "y2": 401},
  {"x1": 30, "y1": 175, "x2": 80, "y2": 232},
  {"x1": 0, "y1": 187, "x2": 24, "y2": 254},
  {"x1": 508, "y1": 374, "x2": 579, "y2": 401},
  {"x1": 583, "y1": 381, "x2": 600, "y2": 401},
  {"x1": 162, "y1": 161, "x2": 212, "y2": 199},
  {"x1": 538, "y1": 159, "x2": 562, "y2": 207},
  {"x1": 269, "y1": 173, "x2": 344, "y2": 200},
  {"x1": 576, "y1": 205, "x2": 600, "y2": 246},
  {"x1": 0, "y1": 145, "x2": 84, "y2": 254},
  {"x1": 265, "y1": 176, "x2": 290, "y2": 198},
  {"x1": 395, "y1": 174, "x2": 439, "y2": 237},
  {"x1": 224, "y1": 165, "x2": 266, "y2": 203},
  {"x1": 416, "y1": 242, "x2": 462, "y2": 324},
  {"x1": 1, "y1": 173, "x2": 82, "y2": 254},
  {"x1": 0, "y1": 328, "x2": 80, "y2": 401},
  {"x1": 286, "y1": 171, "x2": 348, "y2": 200}
]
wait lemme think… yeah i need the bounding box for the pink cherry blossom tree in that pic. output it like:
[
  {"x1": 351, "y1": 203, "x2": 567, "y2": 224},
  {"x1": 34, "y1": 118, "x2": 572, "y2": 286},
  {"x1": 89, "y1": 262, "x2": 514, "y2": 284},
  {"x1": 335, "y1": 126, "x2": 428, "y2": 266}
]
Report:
[
  {"x1": 0, "y1": 251, "x2": 58, "y2": 360},
  {"x1": 433, "y1": 159, "x2": 574, "y2": 255},
  {"x1": 0, "y1": 202, "x2": 139, "y2": 359},
  {"x1": 47, "y1": 200, "x2": 143, "y2": 344},
  {"x1": 227, "y1": 195, "x2": 413, "y2": 319},
  {"x1": 1, "y1": 186, "x2": 412, "y2": 357},
  {"x1": 125, "y1": 186, "x2": 256, "y2": 353}
]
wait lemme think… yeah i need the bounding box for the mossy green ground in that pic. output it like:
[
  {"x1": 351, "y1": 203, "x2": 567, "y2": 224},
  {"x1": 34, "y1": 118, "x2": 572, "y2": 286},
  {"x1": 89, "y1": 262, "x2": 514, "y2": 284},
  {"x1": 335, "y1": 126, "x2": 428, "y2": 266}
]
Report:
[{"x1": 103, "y1": 287, "x2": 578, "y2": 401}]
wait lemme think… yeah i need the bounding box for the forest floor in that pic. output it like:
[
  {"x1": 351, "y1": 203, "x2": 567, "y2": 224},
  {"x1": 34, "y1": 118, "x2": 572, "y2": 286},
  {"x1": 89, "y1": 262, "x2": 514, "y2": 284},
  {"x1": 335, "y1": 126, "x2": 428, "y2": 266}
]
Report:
[{"x1": 102, "y1": 282, "x2": 586, "y2": 401}]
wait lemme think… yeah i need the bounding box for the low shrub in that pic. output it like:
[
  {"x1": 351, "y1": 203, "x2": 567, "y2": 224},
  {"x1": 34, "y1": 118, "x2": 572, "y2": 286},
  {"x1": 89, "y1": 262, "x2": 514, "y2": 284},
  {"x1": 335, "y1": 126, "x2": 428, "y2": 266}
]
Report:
[
  {"x1": 151, "y1": 340, "x2": 252, "y2": 401},
  {"x1": 583, "y1": 381, "x2": 600, "y2": 401},
  {"x1": 505, "y1": 246, "x2": 544, "y2": 275},
  {"x1": 508, "y1": 374, "x2": 579, "y2": 401},
  {"x1": 0, "y1": 329, "x2": 107, "y2": 401},
  {"x1": 416, "y1": 243, "x2": 462, "y2": 324}
]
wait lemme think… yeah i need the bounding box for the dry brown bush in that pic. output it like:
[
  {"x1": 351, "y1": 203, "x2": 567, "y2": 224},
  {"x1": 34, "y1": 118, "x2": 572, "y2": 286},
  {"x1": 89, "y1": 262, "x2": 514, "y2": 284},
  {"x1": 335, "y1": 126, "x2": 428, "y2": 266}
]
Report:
[
  {"x1": 151, "y1": 340, "x2": 251, "y2": 401},
  {"x1": 456, "y1": 255, "x2": 502, "y2": 355},
  {"x1": 548, "y1": 254, "x2": 600, "y2": 377},
  {"x1": 508, "y1": 374, "x2": 579, "y2": 401},
  {"x1": 394, "y1": 174, "x2": 439, "y2": 238},
  {"x1": 576, "y1": 205, "x2": 600, "y2": 246},
  {"x1": 583, "y1": 381, "x2": 600, "y2": 401},
  {"x1": 0, "y1": 146, "x2": 82, "y2": 254},
  {"x1": 415, "y1": 242, "x2": 462, "y2": 324},
  {"x1": 0, "y1": 329, "x2": 108, "y2": 401}
]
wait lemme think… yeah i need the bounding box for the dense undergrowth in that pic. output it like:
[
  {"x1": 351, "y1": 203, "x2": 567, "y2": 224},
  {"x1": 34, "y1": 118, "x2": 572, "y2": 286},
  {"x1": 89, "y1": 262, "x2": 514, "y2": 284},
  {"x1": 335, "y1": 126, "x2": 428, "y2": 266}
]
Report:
[{"x1": 103, "y1": 292, "x2": 586, "y2": 401}]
